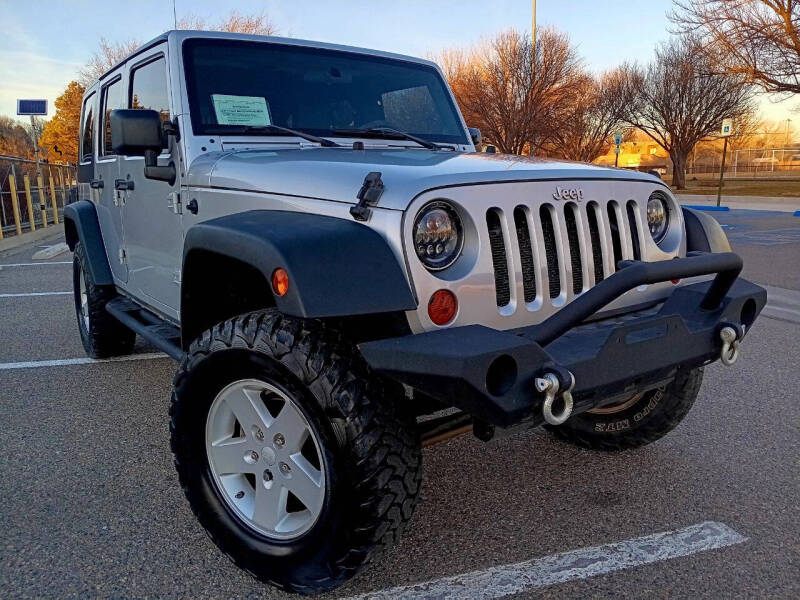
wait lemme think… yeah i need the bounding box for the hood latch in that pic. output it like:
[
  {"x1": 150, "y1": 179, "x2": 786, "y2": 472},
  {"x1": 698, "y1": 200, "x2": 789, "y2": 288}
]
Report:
[{"x1": 350, "y1": 171, "x2": 384, "y2": 222}]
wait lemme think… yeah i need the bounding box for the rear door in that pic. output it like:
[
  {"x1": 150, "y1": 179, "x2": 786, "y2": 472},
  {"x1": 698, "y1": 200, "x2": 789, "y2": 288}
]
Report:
[
  {"x1": 95, "y1": 75, "x2": 127, "y2": 283},
  {"x1": 120, "y1": 47, "x2": 183, "y2": 317}
]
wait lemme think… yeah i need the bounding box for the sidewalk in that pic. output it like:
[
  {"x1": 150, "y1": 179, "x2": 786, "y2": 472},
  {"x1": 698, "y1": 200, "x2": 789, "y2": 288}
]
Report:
[{"x1": 676, "y1": 194, "x2": 800, "y2": 213}]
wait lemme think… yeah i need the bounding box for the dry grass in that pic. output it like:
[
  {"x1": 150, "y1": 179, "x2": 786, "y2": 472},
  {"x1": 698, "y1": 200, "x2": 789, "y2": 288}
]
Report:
[{"x1": 673, "y1": 179, "x2": 800, "y2": 197}]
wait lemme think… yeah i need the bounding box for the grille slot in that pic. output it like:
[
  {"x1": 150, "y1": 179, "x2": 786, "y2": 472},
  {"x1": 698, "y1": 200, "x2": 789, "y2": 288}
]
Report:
[
  {"x1": 486, "y1": 209, "x2": 511, "y2": 307},
  {"x1": 540, "y1": 205, "x2": 561, "y2": 299},
  {"x1": 514, "y1": 207, "x2": 537, "y2": 303},
  {"x1": 564, "y1": 203, "x2": 583, "y2": 295},
  {"x1": 626, "y1": 201, "x2": 641, "y2": 261},
  {"x1": 586, "y1": 202, "x2": 604, "y2": 284},
  {"x1": 607, "y1": 202, "x2": 623, "y2": 272}
]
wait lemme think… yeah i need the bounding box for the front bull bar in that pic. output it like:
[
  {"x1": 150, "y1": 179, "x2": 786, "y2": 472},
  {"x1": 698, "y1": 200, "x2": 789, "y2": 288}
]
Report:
[{"x1": 359, "y1": 252, "x2": 766, "y2": 429}]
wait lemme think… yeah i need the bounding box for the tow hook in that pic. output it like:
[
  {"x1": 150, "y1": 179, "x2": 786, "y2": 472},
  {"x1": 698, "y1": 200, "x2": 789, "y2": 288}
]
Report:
[
  {"x1": 535, "y1": 371, "x2": 575, "y2": 425},
  {"x1": 719, "y1": 325, "x2": 741, "y2": 366}
]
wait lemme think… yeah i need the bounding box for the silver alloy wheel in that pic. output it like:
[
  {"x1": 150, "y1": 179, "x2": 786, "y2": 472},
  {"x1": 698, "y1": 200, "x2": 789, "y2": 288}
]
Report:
[
  {"x1": 79, "y1": 269, "x2": 90, "y2": 331},
  {"x1": 205, "y1": 379, "x2": 326, "y2": 540}
]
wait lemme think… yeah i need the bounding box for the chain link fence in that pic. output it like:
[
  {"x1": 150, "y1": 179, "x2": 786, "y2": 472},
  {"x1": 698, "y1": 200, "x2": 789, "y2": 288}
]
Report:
[
  {"x1": 0, "y1": 155, "x2": 77, "y2": 239},
  {"x1": 731, "y1": 148, "x2": 800, "y2": 178}
]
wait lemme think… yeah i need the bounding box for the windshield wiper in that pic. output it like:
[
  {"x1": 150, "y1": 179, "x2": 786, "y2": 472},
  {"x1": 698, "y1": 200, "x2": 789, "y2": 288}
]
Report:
[
  {"x1": 206, "y1": 124, "x2": 341, "y2": 147},
  {"x1": 330, "y1": 127, "x2": 444, "y2": 150}
]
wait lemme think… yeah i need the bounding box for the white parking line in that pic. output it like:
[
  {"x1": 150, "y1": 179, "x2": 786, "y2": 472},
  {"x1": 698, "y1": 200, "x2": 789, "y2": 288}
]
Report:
[
  {"x1": 0, "y1": 291, "x2": 71, "y2": 298},
  {"x1": 0, "y1": 353, "x2": 169, "y2": 370},
  {"x1": 0, "y1": 261, "x2": 71, "y2": 267},
  {"x1": 348, "y1": 521, "x2": 747, "y2": 600}
]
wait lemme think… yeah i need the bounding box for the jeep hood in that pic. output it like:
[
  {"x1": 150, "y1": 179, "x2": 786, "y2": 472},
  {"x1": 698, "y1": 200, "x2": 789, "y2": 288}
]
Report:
[{"x1": 187, "y1": 147, "x2": 663, "y2": 211}]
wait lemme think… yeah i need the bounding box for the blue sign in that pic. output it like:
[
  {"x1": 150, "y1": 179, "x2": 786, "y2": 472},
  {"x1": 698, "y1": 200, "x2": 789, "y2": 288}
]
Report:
[
  {"x1": 17, "y1": 99, "x2": 48, "y2": 115},
  {"x1": 614, "y1": 131, "x2": 622, "y2": 146}
]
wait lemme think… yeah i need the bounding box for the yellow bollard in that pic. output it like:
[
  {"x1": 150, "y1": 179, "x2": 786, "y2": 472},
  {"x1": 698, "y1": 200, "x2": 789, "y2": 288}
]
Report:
[
  {"x1": 36, "y1": 174, "x2": 48, "y2": 227},
  {"x1": 22, "y1": 175, "x2": 36, "y2": 232},
  {"x1": 49, "y1": 175, "x2": 60, "y2": 224},
  {"x1": 8, "y1": 175, "x2": 22, "y2": 236}
]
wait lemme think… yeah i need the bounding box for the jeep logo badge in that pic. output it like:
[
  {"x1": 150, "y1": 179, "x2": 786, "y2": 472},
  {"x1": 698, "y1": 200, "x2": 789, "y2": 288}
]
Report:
[{"x1": 552, "y1": 187, "x2": 584, "y2": 201}]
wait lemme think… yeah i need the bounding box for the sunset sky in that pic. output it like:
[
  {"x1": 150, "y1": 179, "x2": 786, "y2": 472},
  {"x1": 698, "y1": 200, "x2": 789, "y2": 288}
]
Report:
[{"x1": 1, "y1": 0, "x2": 796, "y2": 130}]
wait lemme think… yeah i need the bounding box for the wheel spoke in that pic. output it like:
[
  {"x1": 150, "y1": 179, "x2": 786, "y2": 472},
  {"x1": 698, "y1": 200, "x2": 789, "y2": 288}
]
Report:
[
  {"x1": 270, "y1": 403, "x2": 309, "y2": 452},
  {"x1": 224, "y1": 386, "x2": 271, "y2": 433},
  {"x1": 287, "y1": 453, "x2": 324, "y2": 513},
  {"x1": 209, "y1": 437, "x2": 253, "y2": 474},
  {"x1": 253, "y1": 482, "x2": 288, "y2": 531}
]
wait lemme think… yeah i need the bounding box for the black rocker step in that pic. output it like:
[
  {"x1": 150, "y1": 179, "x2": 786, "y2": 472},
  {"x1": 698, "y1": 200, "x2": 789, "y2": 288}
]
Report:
[{"x1": 105, "y1": 297, "x2": 185, "y2": 361}]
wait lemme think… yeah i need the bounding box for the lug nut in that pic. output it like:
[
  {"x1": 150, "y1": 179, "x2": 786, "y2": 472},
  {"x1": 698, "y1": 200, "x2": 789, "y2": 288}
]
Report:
[
  {"x1": 253, "y1": 426, "x2": 264, "y2": 441},
  {"x1": 273, "y1": 433, "x2": 285, "y2": 447},
  {"x1": 279, "y1": 462, "x2": 291, "y2": 474},
  {"x1": 244, "y1": 450, "x2": 259, "y2": 464},
  {"x1": 263, "y1": 469, "x2": 273, "y2": 483}
]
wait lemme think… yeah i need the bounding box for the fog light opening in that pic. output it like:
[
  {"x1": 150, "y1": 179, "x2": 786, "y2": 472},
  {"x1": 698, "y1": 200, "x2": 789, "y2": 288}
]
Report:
[
  {"x1": 486, "y1": 354, "x2": 517, "y2": 397},
  {"x1": 741, "y1": 298, "x2": 757, "y2": 329}
]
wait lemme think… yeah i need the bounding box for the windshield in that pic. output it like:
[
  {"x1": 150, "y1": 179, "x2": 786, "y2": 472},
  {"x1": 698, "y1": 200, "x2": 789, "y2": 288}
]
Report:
[{"x1": 182, "y1": 38, "x2": 468, "y2": 145}]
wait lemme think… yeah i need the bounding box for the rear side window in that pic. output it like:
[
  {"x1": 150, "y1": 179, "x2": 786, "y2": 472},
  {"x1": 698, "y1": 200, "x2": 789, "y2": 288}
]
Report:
[
  {"x1": 80, "y1": 93, "x2": 95, "y2": 162},
  {"x1": 100, "y1": 77, "x2": 124, "y2": 156},
  {"x1": 130, "y1": 56, "x2": 170, "y2": 122}
]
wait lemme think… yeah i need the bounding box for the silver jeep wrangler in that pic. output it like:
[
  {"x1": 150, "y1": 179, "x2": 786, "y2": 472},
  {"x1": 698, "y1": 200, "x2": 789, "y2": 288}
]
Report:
[{"x1": 65, "y1": 30, "x2": 766, "y2": 594}]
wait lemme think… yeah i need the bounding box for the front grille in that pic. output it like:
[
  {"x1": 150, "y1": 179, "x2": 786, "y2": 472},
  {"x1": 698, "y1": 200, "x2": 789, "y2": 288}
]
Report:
[{"x1": 486, "y1": 198, "x2": 642, "y2": 313}]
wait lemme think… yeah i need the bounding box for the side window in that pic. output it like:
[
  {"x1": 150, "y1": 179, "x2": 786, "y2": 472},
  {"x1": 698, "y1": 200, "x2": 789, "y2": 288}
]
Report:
[
  {"x1": 130, "y1": 56, "x2": 170, "y2": 150},
  {"x1": 130, "y1": 56, "x2": 170, "y2": 121},
  {"x1": 100, "y1": 77, "x2": 124, "y2": 157},
  {"x1": 80, "y1": 93, "x2": 95, "y2": 163}
]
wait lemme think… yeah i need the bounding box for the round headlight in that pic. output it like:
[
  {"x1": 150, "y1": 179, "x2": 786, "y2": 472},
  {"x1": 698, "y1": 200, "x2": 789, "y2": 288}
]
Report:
[
  {"x1": 647, "y1": 194, "x2": 670, "y2": 243},
  {"x1": 413, "y1": 201, "x2": 463, "y2": 271}
]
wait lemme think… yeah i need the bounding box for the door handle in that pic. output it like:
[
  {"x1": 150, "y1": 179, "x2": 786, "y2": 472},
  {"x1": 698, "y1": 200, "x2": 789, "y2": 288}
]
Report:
[
  {"x1": 89, "y1": 178, "x2": 104, "y2": 189},
  {"x1": 114, "y1": 179, "x2": 135, "y2": 191}
]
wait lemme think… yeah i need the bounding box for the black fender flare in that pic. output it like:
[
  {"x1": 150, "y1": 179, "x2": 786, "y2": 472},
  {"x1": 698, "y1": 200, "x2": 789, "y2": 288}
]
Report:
[
  {"x1": 182, "y1": 210, "x2": 417, "y2": 321},
  {"x1": 681, "y1": 207, "x2": 731, "y2": 253},
  {"x1": 63, "y1": 200, "x2": 114, "y2": 286}
]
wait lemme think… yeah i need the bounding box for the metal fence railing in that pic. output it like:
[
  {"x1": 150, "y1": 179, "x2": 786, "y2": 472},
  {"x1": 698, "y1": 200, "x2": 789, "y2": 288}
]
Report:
[{"x1": 0, "y1": 155, "x2": 77, "y2": 239}]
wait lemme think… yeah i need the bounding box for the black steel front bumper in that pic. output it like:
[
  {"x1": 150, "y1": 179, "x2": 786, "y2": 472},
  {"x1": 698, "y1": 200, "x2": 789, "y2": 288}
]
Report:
[{"x1": 359, "y1": 252, "x2": 766, "y2": 428}]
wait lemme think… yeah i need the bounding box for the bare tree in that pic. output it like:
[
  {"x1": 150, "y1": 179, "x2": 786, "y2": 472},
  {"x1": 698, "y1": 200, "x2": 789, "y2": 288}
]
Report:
[
  {"x1": 671, "y1": 0, "x2": 800, "y2": 95},
  {"x1": 440, "y1": 28, "x2": 585, "y2": 155},
  {"x1": 79, "y1": 38, "x2": 140, "y2": 85},
  {"x1": 177, "y1": 10, "x2": 277, "y2": 35},
  {"x1": 548, "y1": 69, "x2": 634, "y2": 162},
  {"x1": 620, "y1": 36, "x2": 755, "y2": 188},
  {"x1": 78, "y1": 11, "x2": 278, "y2": 85}
]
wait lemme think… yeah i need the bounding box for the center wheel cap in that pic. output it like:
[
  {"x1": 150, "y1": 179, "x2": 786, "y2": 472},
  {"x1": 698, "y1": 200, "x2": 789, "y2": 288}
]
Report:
[{"x1": 261, "y1": 446, "x2": 277, "y2": 465}]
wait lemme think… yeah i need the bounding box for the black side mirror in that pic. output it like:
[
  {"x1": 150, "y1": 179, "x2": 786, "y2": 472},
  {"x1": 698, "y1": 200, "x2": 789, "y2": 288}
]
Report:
[
  {"x1": 110, "y1": 109, "x2": 176, "y2": 185},
  {"x1": 468, "y1": 127, "x2": 482, "y2": 148}
]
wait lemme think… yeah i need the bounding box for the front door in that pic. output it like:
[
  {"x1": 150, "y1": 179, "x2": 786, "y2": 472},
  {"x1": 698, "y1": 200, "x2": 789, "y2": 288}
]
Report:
[
  {"x1": 95, "y1": 75, "x2": 127, "y2": 283},
  {"x1": 120, "y1": 49, "x2": 183, "y2": 318}
]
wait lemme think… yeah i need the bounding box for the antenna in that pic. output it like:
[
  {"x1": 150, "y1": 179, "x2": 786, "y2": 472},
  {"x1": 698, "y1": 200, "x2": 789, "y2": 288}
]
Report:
[{"x1": 172, "y1": 0, "x2": 177, "y2": 29}]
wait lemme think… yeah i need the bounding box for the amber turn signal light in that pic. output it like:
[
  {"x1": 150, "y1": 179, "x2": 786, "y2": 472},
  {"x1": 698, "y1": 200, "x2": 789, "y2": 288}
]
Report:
[
  {"x1": 272, "y1": 268, "x2": 289, "y2": 296},
  {"x1": 428, "y1": 289, "x2": 457, "y2": 326}
]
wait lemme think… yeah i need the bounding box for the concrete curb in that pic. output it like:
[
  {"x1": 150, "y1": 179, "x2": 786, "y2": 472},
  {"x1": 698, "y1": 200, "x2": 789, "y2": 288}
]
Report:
[
  {"x1": 0, "y1": 226, "x2": 65, "y2": 256},
  {"x1": 32, "y1": 242, "x2": 70, "y2": 260}
]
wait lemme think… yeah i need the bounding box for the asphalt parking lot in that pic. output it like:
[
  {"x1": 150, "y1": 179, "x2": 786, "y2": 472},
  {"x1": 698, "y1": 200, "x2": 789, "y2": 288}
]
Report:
[{"x1": 1, "y1": 209, "x2": 798, "y2": 599}]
